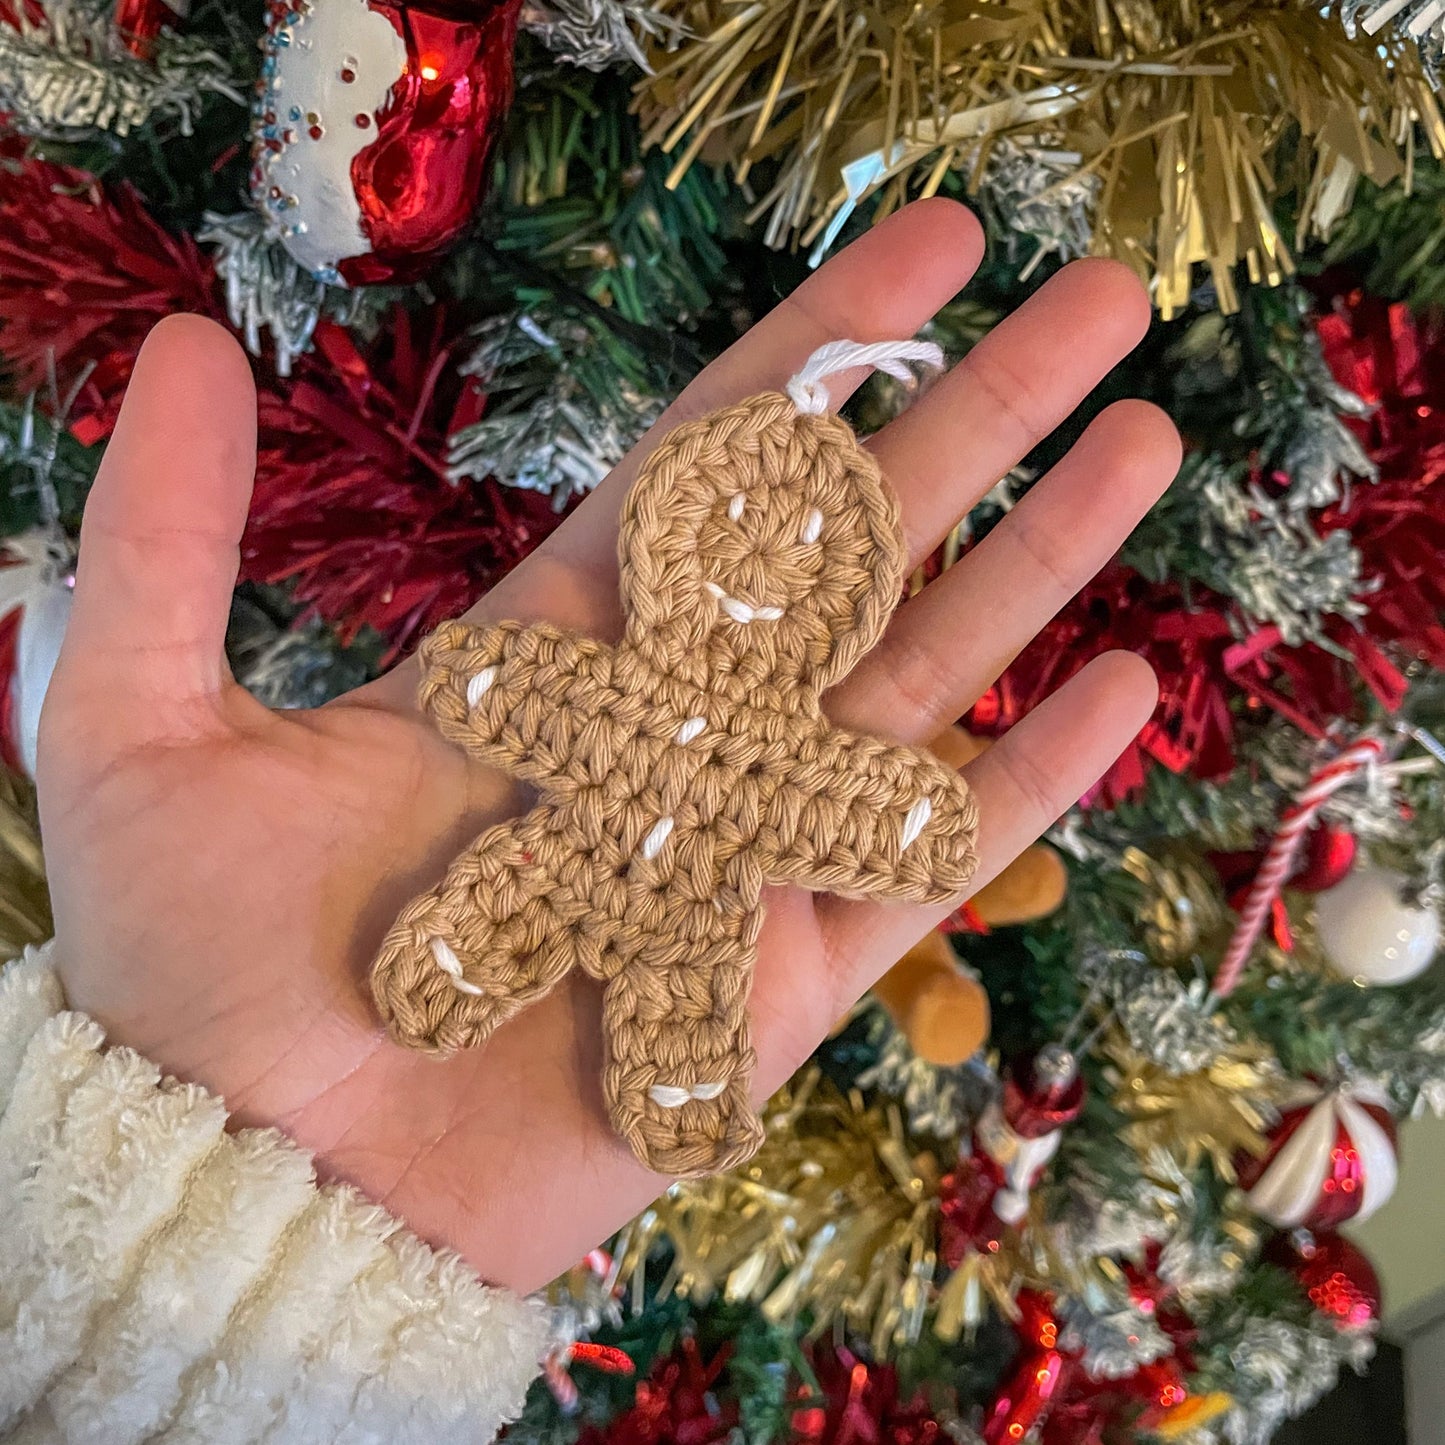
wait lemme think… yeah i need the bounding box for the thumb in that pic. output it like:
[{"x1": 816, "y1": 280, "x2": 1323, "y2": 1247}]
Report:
[{"x1": 58, "y1": 314, "x2": 258, "y2": 709}]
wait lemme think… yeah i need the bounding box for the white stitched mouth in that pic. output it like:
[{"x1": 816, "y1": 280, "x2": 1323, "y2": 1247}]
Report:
[
  {"x1": 649, "y1": 1081, "x2": 729, "y2": 1108},
  {"x1": 703, "y1": 581, "x2": 784, "y2": 624}
]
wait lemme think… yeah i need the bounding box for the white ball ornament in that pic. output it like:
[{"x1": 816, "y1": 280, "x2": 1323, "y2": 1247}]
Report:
[{"x1": 1316, "y1": 864, "x2": 1441, "y2": 986}]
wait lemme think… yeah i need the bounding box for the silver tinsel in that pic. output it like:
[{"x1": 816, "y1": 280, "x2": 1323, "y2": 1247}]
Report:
[
  {"x1": 1339, "y1": 0, "x2": 1445, "y2": 64},
  {"x1": 1097, "y1": 952, "x2": 1238, "y2": 1076},
  {"x1": 1408, "y1": 1022, "x2": 1445, "y2": 1117},
  {"x1": 1047, "y1": 1156, "x2": 1193, "y2": 1277},
  {"x1": 1208, "y1": 1317, "x2": 1374, "y2": 1445},
  {"x1": 854, "y1": 1009, "x2": 996, "y2": 1140},
  {"x1": 201, "y1": 212, "x2": 379, "y2": 377},
  {"x1": 980, "y1": 140, "x2": 1100, "y2": 279},
  {"x1": 0, "y1": 0, "x2": 239, "y2": 139},
  {"x1": 1057, "y1": 1296, "x2": 1173, "y2": 1380},
  {"x1": 1157, "y1": 1234, "x2": 1247, "y2": 1303},
  {"x1": 1193, "y1": 458, "x2": 1374, "y2": 646},
  {"x1": 227, "y1": 609, "x2": 371, "y2": 710},
  {"x1": 448, "y1": 313, "x2": 664, "y2": 508},
  {"x1": 1274, "y1": 394, "x2": 1377, "y2": 512},
  {"x1": 520, "y1": 0, "x2": 675, "y2": 70}
]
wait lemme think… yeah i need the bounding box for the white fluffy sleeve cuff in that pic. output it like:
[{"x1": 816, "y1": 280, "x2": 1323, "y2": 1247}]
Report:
[{"x1": 0, "y1": 943, "x2": 554, "y2": 1445}]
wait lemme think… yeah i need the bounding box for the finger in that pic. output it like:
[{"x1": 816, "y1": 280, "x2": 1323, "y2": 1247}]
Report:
[
  {"x1": 830, "y1": 400, "x2": 1181, "y2": 739},
  {"x1": 871, "y1": 258, "x2": 1153, "y2": 569},
  {"x1": 814, "y1": 650, "x2": 1157, "y2": 1001},
  {"x1": 352, "y1": 199, "x2": 983, "y2": 711},
  {"x1": 58, "y1": 314, "x2": 257, "y2": 704}
]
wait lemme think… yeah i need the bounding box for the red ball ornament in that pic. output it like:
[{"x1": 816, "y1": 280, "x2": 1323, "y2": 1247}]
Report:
[
  {"x1": 1268, "y1": 1231, "x2": 1382, "y2": 1331},
  {"x1": 113, "y1": 0, "x2": 187, "y2": 56},
  {"x1": 1238, "y1": 1084, "x2": 1398, "y2": 1232},
  {"x1": 250, "y1": 0, "x2": 521, "y2": 285},
  {"x1": 1287, "y1": 822, "x2": 1358, "y2": 893}
]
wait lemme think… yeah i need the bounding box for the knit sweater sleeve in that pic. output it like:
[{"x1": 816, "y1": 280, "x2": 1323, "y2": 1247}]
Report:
[{"x1": 0, "y1": 942, "x2": 555, "y2": 1445}]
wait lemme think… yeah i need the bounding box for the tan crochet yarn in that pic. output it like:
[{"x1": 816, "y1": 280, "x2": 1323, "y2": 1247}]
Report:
[{"x1": 371, "y1": 340, "x2": 981, "y2": 1178}]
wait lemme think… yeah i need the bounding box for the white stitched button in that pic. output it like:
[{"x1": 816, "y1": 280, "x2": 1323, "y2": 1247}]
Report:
[
  {"x1": 429, "y1": 937, "x2": 485, "y2": 995},
  {"x1": 466, "y1": 666, "x2": 499, "y2": 708},
  {"x1": 728, "y1": 492, "x2": 746, "y2": 522},
  {"x1": 900, "y1": 796, "x2": 933, "y2": 852},
  {"x1": 640, "y1": 816, "x2": 675, "y2": 860},
  {"x1": 675, "y1": 716, "x2": 707, "y2": 745},
  {"x1": 690, "y1": 1081, "x2": 727, "y2": 1100},
  {"x1": 649, "y1": 1084, "x2": 692, "y2": 1109},
  {"x1": 800, "y1": 507, "x2": 823, "y2": 544}
]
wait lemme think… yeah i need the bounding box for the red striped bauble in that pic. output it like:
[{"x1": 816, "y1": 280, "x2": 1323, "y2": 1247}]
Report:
[{"x1": 1238, "y1": 1084, "x2": 1398, "y2": 1232}]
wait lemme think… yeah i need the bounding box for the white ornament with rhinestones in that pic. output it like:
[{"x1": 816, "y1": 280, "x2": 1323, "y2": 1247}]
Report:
[{"x1": 251, "y1": 0, "x2": 407, "y2": 282}]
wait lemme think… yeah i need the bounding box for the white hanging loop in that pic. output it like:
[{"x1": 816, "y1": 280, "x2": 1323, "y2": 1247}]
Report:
[{"x1": 784, "y1": 338, "x2": 944, "y2": 415}]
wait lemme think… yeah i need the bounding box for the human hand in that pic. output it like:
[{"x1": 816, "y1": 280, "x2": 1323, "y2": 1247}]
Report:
[{"x1": 38, "y1": 199, "x2": 1178, "y2": 1294}]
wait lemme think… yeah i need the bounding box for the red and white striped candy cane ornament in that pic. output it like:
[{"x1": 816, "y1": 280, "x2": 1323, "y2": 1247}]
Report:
[{"x1": 1211, "y1": 737, "x2": 1383, "y2": 1001}]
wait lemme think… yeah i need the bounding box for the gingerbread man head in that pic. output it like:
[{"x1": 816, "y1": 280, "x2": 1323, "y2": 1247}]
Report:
[{"x1": 619, "y1": 391, "x2": 904, "y2": 698}]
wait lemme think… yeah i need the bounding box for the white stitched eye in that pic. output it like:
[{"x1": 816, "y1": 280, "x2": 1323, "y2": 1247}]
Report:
[
  {"x1": 800, "y1": 507, "x2": 823, "y2": 545},
  {"x1": 728, "y1": 492, "x2": 746, "y2": 522}
]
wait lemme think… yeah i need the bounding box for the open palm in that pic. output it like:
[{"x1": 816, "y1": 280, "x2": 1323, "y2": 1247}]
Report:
[{"x1": 36, "y1": 200, "x2": 1179, "y2": 1296}]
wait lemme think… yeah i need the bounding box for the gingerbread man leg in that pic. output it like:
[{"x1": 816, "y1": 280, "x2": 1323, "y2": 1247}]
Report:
[
  {"x1": 372, "y1": 803, "x2": 621, "y2": 1054},
  {"x1": 600, "y1": 895, "x2": 766, "y2": 1177}
]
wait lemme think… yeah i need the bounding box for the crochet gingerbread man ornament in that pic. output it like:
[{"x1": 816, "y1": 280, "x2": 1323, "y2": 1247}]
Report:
[{"x1": 371, "y1": 340, "x2": 982, "y2": 1177}]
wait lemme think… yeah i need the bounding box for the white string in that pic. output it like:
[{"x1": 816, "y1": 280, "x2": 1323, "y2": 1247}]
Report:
[{"x1": 785, "y1": 338, "x2": 945, "y2": 415}]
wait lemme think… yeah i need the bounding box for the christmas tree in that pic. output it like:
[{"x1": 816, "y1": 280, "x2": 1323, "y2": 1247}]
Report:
[{"x1": 3, "y1": 0, "x2": 1445, "y2": 1439}]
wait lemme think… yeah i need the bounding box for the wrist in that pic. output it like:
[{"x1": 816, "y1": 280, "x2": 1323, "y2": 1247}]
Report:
[{"x1": 0, "y1": 941, "x2": 555, "y2": 1444}]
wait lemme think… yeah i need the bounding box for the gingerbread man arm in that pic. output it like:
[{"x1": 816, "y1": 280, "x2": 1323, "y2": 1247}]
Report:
[
  {"x1": 759, "y1": 725, "x2": 980, "y2": 904},
  {"x1": 600, "y1": 896, "x2": 766, "y2": 1178},
  {"x1": 418, "y1": 618, "x2": 619, "y2": 789},
  {"x1": 372, "y1": 802, "x2": 628, "y2": 1053}
]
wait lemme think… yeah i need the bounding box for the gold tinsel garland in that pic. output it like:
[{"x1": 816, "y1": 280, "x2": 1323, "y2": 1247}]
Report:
[
  {"x1": 0, "y1": 766, "x2": 50, "y2": 959},
  {"x1": 610, "y1": 1068, "x2": 1028, "y2": 1352},
  {"x1": 1107, "y1": 1035, "x2": 1278, "y2": 1179},
  {"x1": 635, "y1": 0, "x2": 1444, "y2": 313}
]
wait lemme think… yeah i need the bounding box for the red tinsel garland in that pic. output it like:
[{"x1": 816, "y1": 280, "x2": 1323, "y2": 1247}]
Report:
[
  {"x1": 972, "y1": 290, "x2": 1445, "y2": 802},
  {"x1": 576, "y1": 1338, "x2": 738, "y2": 1445},
  {"x1": 247, "y1": 310, "x2": 559, "y2": 657},
  {"x1": 577, "y1": 1342, "x2": 944, "y2": 1445},
  {"x1": 0, "y1": 159, "x2": 222, "y2": 438},
  {"x1": 0, "y1": 158, "x2": 561, "y2": 657},
  {"x1": 1316, "y1": 290, "x2": 1445, "y2": 671}
]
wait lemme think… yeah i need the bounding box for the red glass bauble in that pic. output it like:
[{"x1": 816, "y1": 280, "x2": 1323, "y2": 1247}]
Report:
[
  {"x1": 113, "y1": 0, "x2": 186, "y2": 56},
  {"x1": 1003, "y1": 1047, "x2": 1086, "y2": 1138},
  {"x1": 1289, "y1": 823, "x2": 1358, "y2": 893},
  {"x1": 251, "y1": 0, "x2": 520, "y2": 285},
  {"x1": 937, "y1": 1154, "x2": 1004, "y2": 1267},
  {"x1": 1237, "y1": 1087, "x2": 1398, "y2": 1232},
  {"x1": 1266, "y1": 1231, "x2": 1382, "y2": 1331}
]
